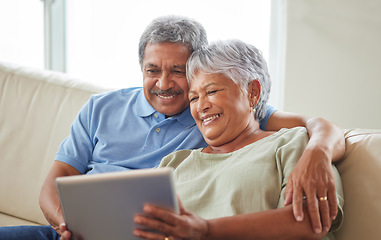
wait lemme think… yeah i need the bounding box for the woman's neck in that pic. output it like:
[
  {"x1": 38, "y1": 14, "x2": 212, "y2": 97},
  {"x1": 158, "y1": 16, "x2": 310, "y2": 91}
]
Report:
[{"x1": 202, "y1": 122, "x2": 274, "y2": 154}]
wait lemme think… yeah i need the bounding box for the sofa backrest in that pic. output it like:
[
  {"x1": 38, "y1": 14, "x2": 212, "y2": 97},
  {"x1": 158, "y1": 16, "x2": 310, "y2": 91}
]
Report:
[{"x1": 0, "y1": 61, "x2": 109, "y2": 224}]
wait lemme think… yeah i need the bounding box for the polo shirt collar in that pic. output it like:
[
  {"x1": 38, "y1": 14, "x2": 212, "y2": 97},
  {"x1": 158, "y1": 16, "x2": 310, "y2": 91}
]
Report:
[
  {"x1": 172, "y1": 106, "x2": 196, "y2": 127},
  {"x1": 136, "y1": 90, "x2": 157, "y2": 117}
]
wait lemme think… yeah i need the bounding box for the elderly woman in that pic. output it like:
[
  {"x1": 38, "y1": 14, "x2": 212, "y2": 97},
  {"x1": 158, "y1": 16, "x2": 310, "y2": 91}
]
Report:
[{"x1": 133, "y1": 39, "x2": 344, "y2": 240}]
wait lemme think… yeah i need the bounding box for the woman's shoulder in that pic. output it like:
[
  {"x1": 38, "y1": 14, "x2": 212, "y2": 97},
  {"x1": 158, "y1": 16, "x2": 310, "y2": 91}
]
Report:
[
  {"x1": 250, "y1": 127, "x2": 308, "y2": 147},
  {"x1": 159, "y1": 149, "x2": 199, "y2": 168},
  {"x1": 274, "y1": 127, "x2": 308, "y2": 141}
]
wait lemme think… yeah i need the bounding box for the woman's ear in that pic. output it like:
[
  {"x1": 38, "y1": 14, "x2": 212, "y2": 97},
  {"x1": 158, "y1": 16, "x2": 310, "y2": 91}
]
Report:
[{"x1": 248, "y1": 79, "x2": 261, "y2": 106}]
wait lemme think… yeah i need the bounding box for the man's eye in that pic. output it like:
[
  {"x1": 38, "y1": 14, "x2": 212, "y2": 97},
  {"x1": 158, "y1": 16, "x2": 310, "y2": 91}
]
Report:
[
  {"x1": 146, "y1": 69, "x2": 159, "y2": 74},
  {"x1": 173, "y1": 70, "x2": 186, "y2": 76}
]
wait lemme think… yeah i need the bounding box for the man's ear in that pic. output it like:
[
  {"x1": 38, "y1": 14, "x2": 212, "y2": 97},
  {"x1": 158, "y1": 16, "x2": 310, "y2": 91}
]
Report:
[{"x1": 248, "y1": 79, "x2": 261, "y2": 106}]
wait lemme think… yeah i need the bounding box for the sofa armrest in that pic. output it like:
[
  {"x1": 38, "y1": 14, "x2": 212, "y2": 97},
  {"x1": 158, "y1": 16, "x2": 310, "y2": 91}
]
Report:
[{"x1": 333, "y1": 129, "x2": 381, "y2": 240}]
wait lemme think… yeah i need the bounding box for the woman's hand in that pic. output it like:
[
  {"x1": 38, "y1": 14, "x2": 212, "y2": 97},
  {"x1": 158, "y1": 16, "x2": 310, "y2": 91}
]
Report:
[
  {"x1": 133, "y1": 197, "x2": 208, "y2": 240},
  {"x1": 284, "y1": 146, "x2": 338, "y2": 234}
]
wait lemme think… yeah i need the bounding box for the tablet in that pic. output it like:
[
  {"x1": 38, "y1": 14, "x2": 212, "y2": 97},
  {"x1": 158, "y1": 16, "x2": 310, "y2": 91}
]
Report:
[{"x1": 56, "y1": 167, "x2": 179, "y2": 240}]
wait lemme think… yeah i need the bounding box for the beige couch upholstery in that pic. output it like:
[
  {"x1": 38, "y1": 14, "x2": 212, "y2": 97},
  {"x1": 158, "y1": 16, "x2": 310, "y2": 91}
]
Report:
[
  {"x1": 1, "y1": 61, "x2": 380, "y2": 239},
  {"x1": 0, "y1": 61, "x2": 108, "y2": 226}
]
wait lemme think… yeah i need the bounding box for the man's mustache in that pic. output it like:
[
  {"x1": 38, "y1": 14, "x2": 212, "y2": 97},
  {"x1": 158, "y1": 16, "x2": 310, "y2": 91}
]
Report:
[{"x1": 150, "y1": 89, "x2": 184, "y2": 96}]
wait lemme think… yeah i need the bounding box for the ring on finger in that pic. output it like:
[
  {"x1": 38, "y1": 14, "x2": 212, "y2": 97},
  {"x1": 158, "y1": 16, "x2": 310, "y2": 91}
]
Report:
[{"x1": 318, "y1": 196, "x2": 328, "y2": 201}]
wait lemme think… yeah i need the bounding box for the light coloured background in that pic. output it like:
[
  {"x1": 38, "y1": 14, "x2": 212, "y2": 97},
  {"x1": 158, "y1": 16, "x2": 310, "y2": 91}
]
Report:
[{"x1": 281, "y1": 0, "x2": 381, "y2": 129}]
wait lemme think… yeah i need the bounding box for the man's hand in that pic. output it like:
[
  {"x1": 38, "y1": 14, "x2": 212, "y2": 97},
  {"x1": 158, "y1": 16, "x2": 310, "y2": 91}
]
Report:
[
  {"x1": 267, "y1": 112, "x2": 345, "y2": 234},
  {"x1": 58, "y1": 223, "x2": 72, "y2": 240},
  {"x1": 133, "y1": 196, "x2": 209, "y2": 240},
  {"x1": 39, "y1": 161, "x2": 81, "y2": 237},
  {"x1": 284, "y1": 147, "x2": 338, "y2": 234}
]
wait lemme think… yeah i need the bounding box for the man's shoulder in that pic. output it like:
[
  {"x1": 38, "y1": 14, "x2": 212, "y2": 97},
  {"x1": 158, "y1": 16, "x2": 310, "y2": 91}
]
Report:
[
  {"x1": 89, "y1": 87, "x2": 143, "y2": 104},
  {"x1": 80, "y1": 87, "x2": 145, "y2": 116},
  {"x1": 93, "y1": 87, "x2": 142, "y2": 98}
]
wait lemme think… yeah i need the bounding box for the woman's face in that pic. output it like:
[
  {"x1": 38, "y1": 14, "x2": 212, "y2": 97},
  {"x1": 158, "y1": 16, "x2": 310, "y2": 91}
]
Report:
[{"x1": 188, "y1": 72, "x2": 254, "y2": 147}]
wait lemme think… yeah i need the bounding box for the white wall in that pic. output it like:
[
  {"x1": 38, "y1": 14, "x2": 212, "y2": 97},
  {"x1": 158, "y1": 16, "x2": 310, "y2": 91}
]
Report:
[{"x1": 282, "y1": 0, "x2": 381, "y2": 129}]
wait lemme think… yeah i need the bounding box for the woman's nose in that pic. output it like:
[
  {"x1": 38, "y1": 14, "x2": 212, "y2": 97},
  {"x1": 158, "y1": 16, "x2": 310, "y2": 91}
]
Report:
[{"x1": 197, "y1": 96, "x2": 211, "y2": 113}]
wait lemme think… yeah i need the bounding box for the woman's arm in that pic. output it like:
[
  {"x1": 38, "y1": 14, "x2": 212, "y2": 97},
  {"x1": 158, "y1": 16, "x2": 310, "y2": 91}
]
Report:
[
  {"x1": 266, "y1": 111, "x2": 345, "y2": 234},
  {"x1": 133, "y1": 199, "x2": 328, "y2": 240},
  {"x1": 39, "y1": 160, "x2": 81, "y2": 235},
  {"x1": 207, "y1": 204, "x2": 328, "y2": 240}
]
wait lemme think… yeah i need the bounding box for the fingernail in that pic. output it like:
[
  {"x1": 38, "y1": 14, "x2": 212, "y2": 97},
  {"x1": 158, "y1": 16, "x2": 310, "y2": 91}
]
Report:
[
  {"x1": 315, "y1": 228, "x2": 322, "y2": 234},
  {"x1": 134, "y1": 216, "x2": 141, "y2": 224},
  {"x1": 296, "y1": 216, "x2": 303, "y2": 222},
  {"x1": 133, "y1": 230, "x2": 141, "y2": 237},
  {"x1": 144, "y1": 205, "x2": 152, "y2": 213}
]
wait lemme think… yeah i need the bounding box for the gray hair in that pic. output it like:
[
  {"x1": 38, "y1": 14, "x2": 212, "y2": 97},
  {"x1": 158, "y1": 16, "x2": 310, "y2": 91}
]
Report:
[
  {"x1": 138, "y1": 15, "x2": 208, "y2": 69},
  {"x1": 186, "y1": 39, "x2": 271, "y2": 121}
]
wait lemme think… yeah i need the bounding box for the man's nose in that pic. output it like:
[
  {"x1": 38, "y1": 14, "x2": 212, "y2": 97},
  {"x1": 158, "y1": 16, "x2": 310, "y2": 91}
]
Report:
[{"x1": 156, "y1": 72, "x2": 174, "y2": 90}]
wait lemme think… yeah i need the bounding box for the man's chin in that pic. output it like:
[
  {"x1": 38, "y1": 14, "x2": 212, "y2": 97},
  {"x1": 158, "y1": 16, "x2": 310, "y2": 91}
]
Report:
[
  {"x1": 156, "y1": 105, "x2": 188, "y2": 117},
  {"x1": 150, "y1": 96, "x2": 189, "y2": 117}
]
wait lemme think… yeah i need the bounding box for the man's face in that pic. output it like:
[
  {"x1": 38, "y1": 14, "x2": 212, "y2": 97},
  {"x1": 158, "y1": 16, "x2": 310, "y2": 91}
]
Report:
[{"x1": 142, "y1": 42, "x2": 191, "y2": 117}]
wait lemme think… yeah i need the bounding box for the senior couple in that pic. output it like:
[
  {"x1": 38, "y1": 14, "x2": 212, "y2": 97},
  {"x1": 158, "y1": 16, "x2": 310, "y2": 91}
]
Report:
[{"x1": 0, "y1": 15, "x2": 344, "y2": 240}]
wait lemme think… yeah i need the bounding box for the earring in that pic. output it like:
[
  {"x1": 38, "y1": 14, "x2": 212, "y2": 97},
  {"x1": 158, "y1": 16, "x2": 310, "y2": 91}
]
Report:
[
  {"x1": 251, "y1": 105, "x2": 256, "y2": 115},
  {"x1": 251, "y1": 97, "x2": 257, "y2": 115}
]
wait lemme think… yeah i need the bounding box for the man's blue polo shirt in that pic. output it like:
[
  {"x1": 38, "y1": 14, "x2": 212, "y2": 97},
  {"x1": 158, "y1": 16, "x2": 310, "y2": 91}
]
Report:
[{"x1": 55, "y1": 88, "x2": 276, "y2": 174}]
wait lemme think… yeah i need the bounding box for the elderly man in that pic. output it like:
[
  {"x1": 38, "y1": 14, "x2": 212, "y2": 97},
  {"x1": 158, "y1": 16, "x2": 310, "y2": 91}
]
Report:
[{"x1": 0, "y1": 15, "x2": 344, "y2": 240}]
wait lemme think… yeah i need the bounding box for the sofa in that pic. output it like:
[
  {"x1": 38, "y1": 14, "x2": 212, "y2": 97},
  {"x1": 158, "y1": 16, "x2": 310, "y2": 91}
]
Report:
[{"x1": 0, "y1": 61, "x2": 380, "y2": 239}]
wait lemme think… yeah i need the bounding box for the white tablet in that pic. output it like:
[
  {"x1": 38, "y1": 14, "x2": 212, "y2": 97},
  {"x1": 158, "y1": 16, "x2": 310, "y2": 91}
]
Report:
[{"x1": 56, "y1": 167, "x2": 179, "y2": 240}]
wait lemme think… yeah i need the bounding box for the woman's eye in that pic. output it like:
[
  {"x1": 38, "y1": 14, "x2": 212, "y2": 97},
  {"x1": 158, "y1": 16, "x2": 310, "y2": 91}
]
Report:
[
  {"x1": 189, "y1": 97, "x2": 198, "y2": 103},
  {"x1": 208, "y1": 90, "x2": 218, "y2": 95}
]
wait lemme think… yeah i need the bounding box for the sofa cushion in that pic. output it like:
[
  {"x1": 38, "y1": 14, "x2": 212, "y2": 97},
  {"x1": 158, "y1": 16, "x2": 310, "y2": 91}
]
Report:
[
  {"x1": 0, "y1": 62, "x2": 108, "y2": 225},
  {"x1": 0, "y1": 213, "x2": 41, "y2": 226}
]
